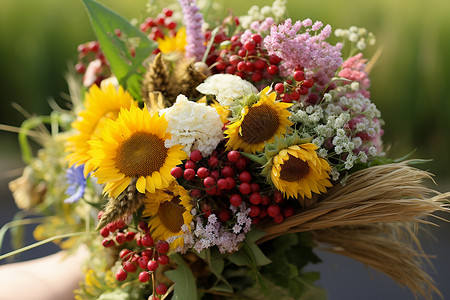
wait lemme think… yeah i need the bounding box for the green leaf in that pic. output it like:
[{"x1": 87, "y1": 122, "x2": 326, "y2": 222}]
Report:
[
  {"x1": 165, "y1": 253, "x2": 198, "y2": 300},
  {"x1": 81, "y1": 0, "x2": 158, "y2": 100},
  {"x1": 227, "y1": 230, "x2": 271, "y2": 267},
  {"x1": 207, "y1": 248, "x2": 233, "y2": 293}
]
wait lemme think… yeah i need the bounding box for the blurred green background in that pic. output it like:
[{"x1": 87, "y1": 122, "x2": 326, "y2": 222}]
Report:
[
  {"x1": 1, "y1": 0, "x2": 449, "y2": 183},
  {"x1": 0, "y1": 0, "x2": 449, "y2": 298}
]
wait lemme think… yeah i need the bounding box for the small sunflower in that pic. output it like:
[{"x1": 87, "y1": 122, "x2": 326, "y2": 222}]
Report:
[
  {"x1": 224, "y1": 87, "x2": 293, "y2": 153},
  {"x1": 66, "y1": 84, "x2": 137, "y2": 175},
  {"x1": 157, "y1": 27, "x2": 187, "y2": 54},
  {"x1": 142, "y1": 184, "x2": 193, "y2": 250},
  {"x1": 88, "y1": 105, "x2": 187, "y2": 198},
  {"x1": 270, "y1": 143, "x2": 332, "y2": 199}
]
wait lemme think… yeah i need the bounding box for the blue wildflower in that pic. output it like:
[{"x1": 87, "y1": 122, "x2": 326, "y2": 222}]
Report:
[{"x1": 65, "y1": 164, "x2": 87, "y2": 203}]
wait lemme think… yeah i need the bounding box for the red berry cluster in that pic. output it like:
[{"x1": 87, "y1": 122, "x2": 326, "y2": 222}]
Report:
[
  {"x1": 249, "y1": 190, "x2": 295, "y2": 225},
  {"x1": 107, "y1": 219, "x2": 170, "y2": 297},
  {"x1": 99, "y1": 211, "x2": 136, "y2": 247},
  {"x1": 274, "y1": 68, "x2": 317, "y2": 103},
  {"x1": 171, "y1": 146, "x2": 293, "y2": 224},
  {"x1": 203, "y1": 31, "x2": 283, "y2": 85},
  {"x1": 139, "y1": 8, "x2": 177, "y2": 43},
  {"x1": 75, "y1": 41, "x2": 111, "y2": 86}
]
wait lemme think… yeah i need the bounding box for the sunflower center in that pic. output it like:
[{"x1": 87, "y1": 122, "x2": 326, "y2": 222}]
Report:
[
  {"x1": 279, "y1": 154, "x2": 310, "y2": 182},
  {"x1": 158, "y1": 197, "x2": 186, "y2": 233},
  {"x1": 116, "y1": 132, "x2": 168, "y2": 177},
  {"x1": 240, "y1": 104, "x2": 280, "y2": 144}
]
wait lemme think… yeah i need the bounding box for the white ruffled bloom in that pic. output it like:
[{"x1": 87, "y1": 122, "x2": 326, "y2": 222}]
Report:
[
  {"x1": 161, "y1": 95, "x2": 224, "y2": 156},
  {"x1": 196, "y1": 74, "x2": 258, "y2": 107}
]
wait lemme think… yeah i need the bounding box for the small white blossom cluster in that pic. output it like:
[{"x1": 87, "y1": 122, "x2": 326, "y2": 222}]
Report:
[
  {"x1": 290, "y1": 93, "x2": 383, "y2": 176},
  {"x1": 181, "y1": 206, "x2": 252, "y2": 254},
  {"x1": 335, "y1": 26, "x2": 376, "y2": 50},
  {"x1": 161, "y1": 94, "x2": 224, "y2": 156},
  {"x1": 238, "y1": 0, "x2": 287, "y2": 29},
  {"x1": 196, "y1": 74, "x2": 258, "y2": 107}
]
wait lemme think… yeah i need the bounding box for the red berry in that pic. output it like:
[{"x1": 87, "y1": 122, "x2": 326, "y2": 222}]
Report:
[
  {"x1": 290, "y1": 91, "x2": 300, "y2": 101},
  {"x1": 254, "y1": 59, "x2": 267, "y2": 70},
  {"x1": 208, "y1": 156, "x2": 219, "y2": 167},
  {"x1": 147, "y1": 260, "x2": 159, "y2": 272},
  {"x1": 225, "y1": 177, "x2": 236, "y2": 189},
  {"x1": 142, "y1": 234, "x2": 154, "y2": 247},
  {"x1": 250, "y1": 183, "x2": 260, "y2": 192},
  {"x1": 273, "y1": 191, "x2": 284, "y2": 204},
  {"x1": 259, "y1": 207, "x2": 267, "y2": 218},
  {"x1": 238, "y1": 171, "x2": 252, "y2": 183},
  {"x1": 140, "y1": 23, "x2": 150, "y2": 32},
  {"x1": 227, "y1": 151, "x2": 240, "y2": 162},
  {"x1": 298, "y1": 85, "x2": 309, "y2": 95},
  {"x1": 88, "y1": 41, "x2": 100, "y2": 52},
  {"x1": 229, "y1": 194, "x2": 243, "y2": 207},
  {"x1": 77, "y1": 44, "x2": 88, "y2": 54},
  {"x1": 203, "y1": 176, "x2": 216, "y2": 188},
  {"x1": 235, "y1": 158, "x2": 247, "y2": 170},
  {"x1": 139, "y1": 220, "x2": 149, "y2": 232},
  {"x1": 190, "y1": 189, "x2": 202, "y2": 198},
  {"x1": 183, "y1": 168, "x2": 196, "y2": 180},
  {"x1": 190, "y1": 150, "x2": 203, "y2": 162},
  {"x1": 125, "y1": 231, "x2": 136, "y2": 241},
  {"x1": 163, "y1": 8, "x2": 173, "y2": 17},
  {"x1": 206, "y1": 186, "x2": 218, "y2": 195},
  {"x1": 156, "y1": 283, "x2": 168, "y2": 295},
  {"x1": 239, "y1": 182, "x2": 251, "y2": 194},
  {"x1": 273, "y1": 213, "x2": 284, "y2": 223},
  {"x1": 249, "y1": 192, "x2": 262, "y2": 205},
  {"x1": 282, "y1": 93, "x2": 292, "y2": 103},
  {"x1": 269, "y1": 54, "x2": 282, "y2": 64},
  {"x1": 138, "y1": 256, "x2": 150, "y2": 269},
  {"x1": 293, "y1": 70, "x2": 305, "y2": 82},
  {"x1": 156, "y1": 240, "x2": 170, "y2": 254},
  {"x1": 102, "y1": 238, "x2": 114, "y2": 248},
  {"x1": 217, "y1": 178, "x2": 228, "y2": 190},
  {"x1": 218, "y1": 210, "x2": 231, "y2": 222},
  {"x1": 274, "y1": 83, "x2": 285, "y2": 94},
  {"x1": 100, "y1": 227, "x2": 110, "y2": 237},
  {"x1": 216, "y1": 62, "x2": 227, "y2": 71},
  {"x1": 157, "y1": 255, "x2": 169, "y2": 265},
  {"x1": 123, "y1": 261, "x2": 137, "y2": 273},
  {"x1": 142, "y1": 249, "x2": 154, "y2": 258},
  {"x1": 237, "y1": 48, "x2": 247, "y2": 57},
  {"x1": 249, "y1": 205, "x2": 261, "y2": 217},
  {"x1": 120, "y1": 249, "x2": 133, "y2": 260},
  {"x1": 136, "y1": 237, "x2": 143, "y2": 247},
  {"x1": 139, "y1": 271, "x2": 150, "y2": 282},
  {"x1": 283, "y1": 206, "x2": 295, "y2": 218},
  {"x1": 146, "y1": 17, "x2": 155, "y2": 27},
  {"x1": 251, "y1": 33, "x2": 262, "y2": 44},
  {"x1": 261, "y1": 195, "x2": 270, "y2": 206},
  {"x1": 197, "y1": 167, "x2": 209, "y2": 179},
  {"x1": 267, "y1": 204, "x2": 281, "y2": 217},
  {"x1": 235, "y1": 71, "x2": 245, "y2": 78},
  {"x1": 210, "y1": 170, "x2": 220, "y2": 181},
  {"x1": 229, "y1": 55, "x2": 240, "y2": 66},
  {"x1": 251, "y1": 71, "x2": 263, "y2": 82},
  {"x1": 185, "y1": 160, "x2": 196, "y2": 170},
  {"x1": 244, "y1": 40, "x2": 256, "y2": 51},
  {"x1": 115, "y1": 232, "x2": 127, "y2": 244},
  {"x1": 306, "y1": 93, "x2": 319, "y2": 105},
  {"x1": 252, "y1": 216, "x2": 261, "y2": 224},
  {"x1": 75, "y1": 63, "x2": 86, "y2": 74},
  {"x1": 221, "y1": 166, "x2": 234, "y2": 178},
  {"x1": 116, "y1": 269, "x2": 128, "y2": 281},
  {"x1": 226, "y1": 65, "x2": 237, "y2": 74},
  {"x1": 245, "y1": 61, "x2": 255, "y2": 72},
  {"x1": 267, "y1": 64, "x2": 279, "y2": 75},
  {"x1": 201, "y1": 203, "x2": 211, "y2": 217},
  {"x1": 167, "y1": 21, "x2": 177, "y2": 30},
  {"x1": 107, "y1": 222, "x2": 118, "y2": 233},
  {"x1": 237, "y1": 61, "x2": 247, "y2": 71},
  {"x1": 303, "y1": 78, "x2": 315, "y2": 88},
  {"x1": 156, "y1": 16, "x2": 165, "y2": 26},
  {"x1": 170, "y1": 167, "x2": 183, "y2": 178}
]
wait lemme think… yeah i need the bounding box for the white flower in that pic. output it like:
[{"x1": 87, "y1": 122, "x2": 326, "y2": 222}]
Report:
[
  {"x1": 196, "y1": 74, "x2": 258, "y2": 107},
  {"x1": 161, "y1": 94, "x2": 224, "y2": 156}
]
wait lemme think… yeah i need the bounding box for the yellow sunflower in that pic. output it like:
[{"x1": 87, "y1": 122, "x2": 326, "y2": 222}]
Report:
[
  {"x1": 66, "y1": 84, "x2": 137, "y2": 175},
  {"x1": 142, "y1": 183, "x2": 193, "y2": 250},
  {"x1": 224, "y1": 87, "x2": 293, "y2": 153},
  {"x1": 88, "y1": 105, "x2": 187, "y2": 198},
  {"x1": 157, "y1": 27, "x2": 187, "y2": 54},
  {"x1": 271, "y1": 143, "x2": 332, "y2": 199}
]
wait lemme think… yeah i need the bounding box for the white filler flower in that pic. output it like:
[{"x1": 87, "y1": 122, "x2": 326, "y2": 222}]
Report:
[
  {"x1": 161, "y1": 94, "x2": 224, "y2": 156},
  {"x1": 196, "y1": 74, "x2": 258, "y2": 107}
]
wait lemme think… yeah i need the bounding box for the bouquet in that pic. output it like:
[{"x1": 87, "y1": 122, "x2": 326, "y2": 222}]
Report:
[{"x1": 1, "y1": 0, "x2": 449, "y2": 299}]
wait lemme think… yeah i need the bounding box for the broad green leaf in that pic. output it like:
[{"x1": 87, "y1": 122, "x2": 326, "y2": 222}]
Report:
[
  {"x1": 207, "y1": 248, "x2": 233, "y2": 293},
  {"x1": 165, "y1": 253, "x2": 198, "y2": 300},
  {"x1": 81, "y1": 0, "x2": 157, "y2": 100}
]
